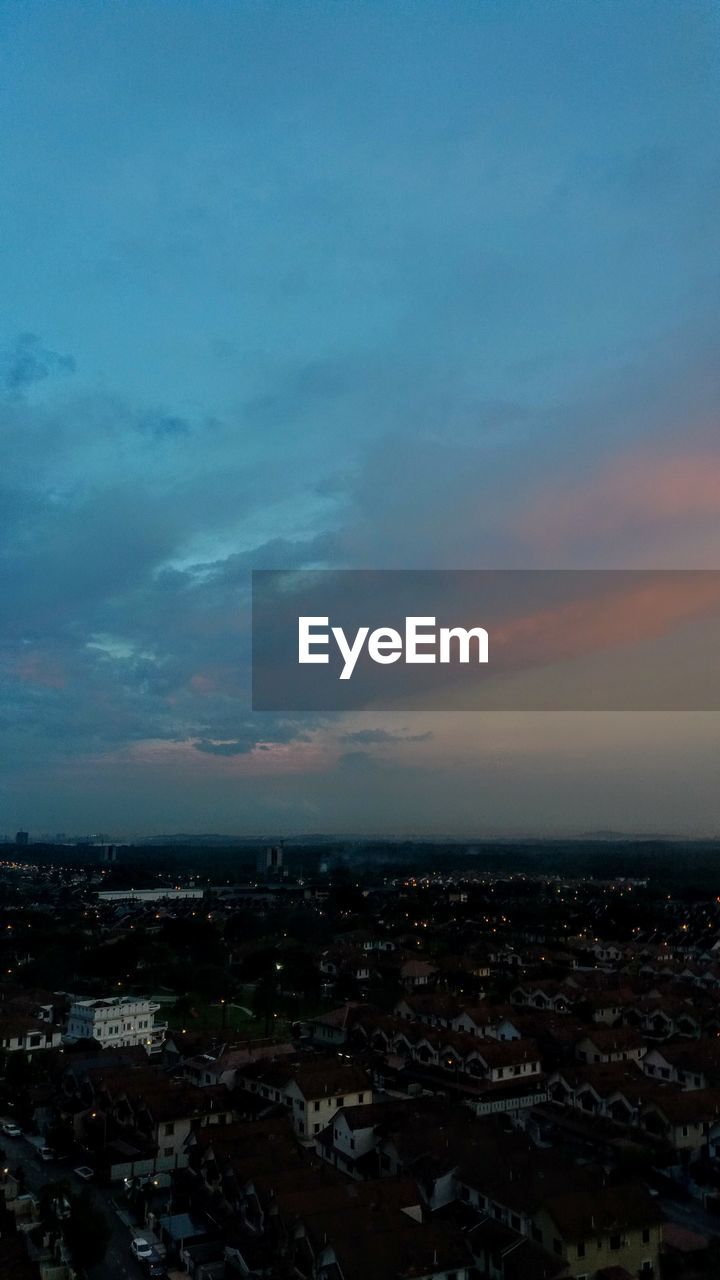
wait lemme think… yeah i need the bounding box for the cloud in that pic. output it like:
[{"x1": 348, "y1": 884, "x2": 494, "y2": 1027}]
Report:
[
  {"x1": 2, "y1": 333, "x2": 75, "y2": 393},
  {"x1": 137, "y1": 412, "x2": 192, "y2": 438},
  {"x1": 489, "y1": 572, "x2": 720, "y2": 675},
  {"x1": 194, "y1": 738, "x2": 254, "y2": 756},
  {"x1": 524, "y1": 449, "x2": 720, "y2": 552},
  {"x1": 193, "y1": 720, "x2": 313, "y2": 756},
  {"x1": 341, "y1": 728, "x2": 433, "y2": 745},
  {"x1": 336, "y1": 749, "x2": 383, "y2": 772},
  {"x1": 1, "y1": 313, "x2": 717, "y2": 798}
]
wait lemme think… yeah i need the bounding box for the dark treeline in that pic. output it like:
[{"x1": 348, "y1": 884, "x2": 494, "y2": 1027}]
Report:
[{"x1": 2, "y1": 838, "x2": 720, "y2": 896}]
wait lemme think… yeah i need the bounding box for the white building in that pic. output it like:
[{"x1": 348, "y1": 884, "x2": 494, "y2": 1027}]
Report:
[
  {"x1": 96, "y1": 888, "x2": 203, "y2": 903},
  {"x1": 65, "y1": 996, "x2": 167, "y2": 1050}
]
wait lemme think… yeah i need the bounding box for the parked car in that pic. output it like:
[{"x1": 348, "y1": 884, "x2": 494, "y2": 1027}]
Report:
[
  {"x1": 73, "y1": 1165, "x2": 94, "y2": 1180},
  {"x1": 2, "y1": 1122, "x2": 22, "y2": 1138},
  {"x1": 131, "y1": 1239, "x2": 155, "y2": 1261},
  {"x1": 39, "y1": 1147, "x2": 56, "y2": 1161}
]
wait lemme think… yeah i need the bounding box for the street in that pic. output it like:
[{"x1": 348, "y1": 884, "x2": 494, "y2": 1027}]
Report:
[{"x1": 3, "y1": 1135, "x2": 145, "y2": 1280}]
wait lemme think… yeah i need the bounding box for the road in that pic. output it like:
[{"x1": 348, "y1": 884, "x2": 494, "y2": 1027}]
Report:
[{"x1": 3, "y1": 1135, "x2": 146, "y2": 1280}]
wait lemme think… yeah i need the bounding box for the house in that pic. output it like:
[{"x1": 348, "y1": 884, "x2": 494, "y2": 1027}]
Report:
[
  {"x1": 469, "y1": 1075, "x2": 550, "y2": 1119},
  {"x1": 338, "y1": 931, "x2": 396, "y2": 954},
  {"x1": 581, "y1": 991, "x2": 626, "y2": 1027},
  {"x1": 643, "y1": 1039, "x2": 720, "y2": 1091},
  {"x1": 319, "y1": 948, "x2": 372, "y2": 982},
  {"x1": 183, "y1": 1039, "x2": 295, "y2": 1087},
  {"x1": 394, "y1": 993, "x2": 460, "y2": 1027},
  {"x1": 272, "y1": 1175, "x2": 472, "y2": 1280},
  {"x1": 469, "y1": 1218, "x2": 569, "y2": 1280},
  {"x1": 627, "y1": 996, "x2": 701, "y2": 1041},
  {"x1": 374, "y1": 1101, "x2": 527, "y2": 1212},
  {"x1": 641, "y1": 1088, "x2": 720, "y2": 1158},
  {"x1": 315, "y1": 1100, "x2": 398, "y2": 1178},
  {"x1": 464, "y1": 1038, "x2": 542, "y2": 1085},
  {"x1": 186, "y1": 1112, "x2": 307, "y2": 1232},
  {"x1": 306, "y1": 1003, "x2": 362, "y2": 1048},
  {"x1": 460, "y1": 1116, "x2": 662, "y2": 1277},
  {"x1": 576, "y1": 1028, "x2": 646, "y2": 1066},
  {"x1": 65, "y1": 995, "x2": 167, "y2": 1050},
  {"x1": 661, "y1": 1222, "x2": 720, "y2": 1276},
  {"x1": 311, "y1": 1210, "x2": 473, "y2": 1280},
  {"x1": 0, "y1": 1012, "x2": 62, "y2": 1054},
  {"x1": 546, "y1": 1062, "x2": 663, "y2": 1129},
  {"x1": 236, "y1": 1058, "x2": 372, "y2": 1143},
  {"x1": 400, "y1": 958, "x2": 439, "y2": 989},
  {"x1": 0, "y1": 984, "x2": 63, "y2": 1025},
  {"x1": 389, "y1": 1024, "x2": 542, "y2": 1091},
  {"x1": 512, "y1": 984, "x2": 572, "y2": 1015},
  {"x1": 533, "y1": 1181, "x2": 662, "y2": 1278},
  {"x1": 512, "y1": 1013, "x2": 586, "y2": 1071},
  {"x1": 350, "y1": 1010, "x2": 404, "y2": 1055},
  {"x1": 591, "y1": 942, "x2": 623, "y2": 966},
  {"x1": 61, "y1": 1062, "x2": 233, "y2": 1178},
  {"x1": 451, "y1": 1004, "x2": 521, "y2": 1041}
]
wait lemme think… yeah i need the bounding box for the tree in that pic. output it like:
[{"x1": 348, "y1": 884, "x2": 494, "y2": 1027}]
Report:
[
  {"x1": 64, "y1": 1188, "x2": 111, "y2": 1268},
  {"x1": 193, "y1": 963, "x2": 234, "y2": 1002},
  {"x1": 253, "y1": 974, "x2": 279, "y2": 1035},
  {"x1": 45, "y1": 1117, "x2": 75, "y2": 1158}
]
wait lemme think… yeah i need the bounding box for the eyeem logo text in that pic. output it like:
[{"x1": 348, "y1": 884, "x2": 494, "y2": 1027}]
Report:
[
  {"x1": 253, "y1": 569, "x2": 720, "y2": 710},
  {"x1": 298, "y1": 615, "x2": 489, "y2": 680}
]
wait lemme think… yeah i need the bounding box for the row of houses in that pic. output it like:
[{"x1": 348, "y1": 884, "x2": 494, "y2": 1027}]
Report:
[{"x1": 183, "y1": 1094, "x2": 665, "y2": 1280}]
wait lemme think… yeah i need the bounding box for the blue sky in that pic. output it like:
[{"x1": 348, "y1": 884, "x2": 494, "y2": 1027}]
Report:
[{"x1": 2, "y1": 1, "x2": 719, "y2": 836}]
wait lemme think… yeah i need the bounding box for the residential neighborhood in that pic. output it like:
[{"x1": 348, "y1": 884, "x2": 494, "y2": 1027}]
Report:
[{"x1": 1, "y1": 840, "x2": 720, "y2": 1278}]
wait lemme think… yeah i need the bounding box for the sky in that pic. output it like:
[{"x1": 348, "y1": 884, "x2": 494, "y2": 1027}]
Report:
[{"x1": 1, "y1": 0, "x2": 719, "y2": 838}]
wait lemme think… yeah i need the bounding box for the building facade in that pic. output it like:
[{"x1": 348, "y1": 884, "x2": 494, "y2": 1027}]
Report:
[{"x1": 65, "y1": 996, "x2": 167, "y2": 1050}]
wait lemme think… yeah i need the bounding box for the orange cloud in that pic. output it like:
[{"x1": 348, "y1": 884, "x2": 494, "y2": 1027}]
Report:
[
  {"x1": 492, "y1": 572, "x2": 720, "y2": 670},
  {"x1": 526, "y1": 449, "x2": 720, "y2": 548},
  {"x1": 189, "y1": 673, "x2": 216, "y2": 694},
  {"x1": 12, "y1": 651, "x2": 67, "y2": 689}
]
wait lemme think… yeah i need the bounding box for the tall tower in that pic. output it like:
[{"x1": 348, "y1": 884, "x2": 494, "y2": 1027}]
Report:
[{"x1": 256, "y1": 845, "x2": 284, "y2": 879}]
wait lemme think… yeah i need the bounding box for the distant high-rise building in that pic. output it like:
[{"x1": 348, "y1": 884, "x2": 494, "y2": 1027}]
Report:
[
  {"x1": 256, "y1": 845, "x2": 284, "y2": 878},
  {"x1": 15, "y1": 830, "x2": 29, "y2": 847}
]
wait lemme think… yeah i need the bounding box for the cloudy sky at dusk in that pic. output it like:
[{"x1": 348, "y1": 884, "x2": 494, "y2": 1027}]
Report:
[{"x1": 2, "y1": 0, "x2": 719, "y2": 837}]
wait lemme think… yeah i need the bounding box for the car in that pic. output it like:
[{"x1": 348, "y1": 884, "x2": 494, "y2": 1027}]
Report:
[
  {"x1": 73, "y1": 1165, "x2": 94, "y2": 1180},
  {"x1": 146, "y1": 1264, "x2": 167, "y2": 1279},
  {"x1": 39, "y1": 1147, "x2": 56, "y2": 1162},
  {"x1": 131, "y1": 1239, "x2": 155, "y2": 1261},
  {"x1": 2, "y1": 1123, "x2": 22, "y2": 1138}
]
